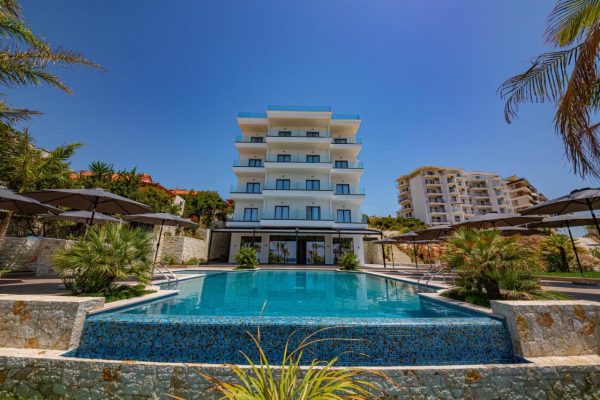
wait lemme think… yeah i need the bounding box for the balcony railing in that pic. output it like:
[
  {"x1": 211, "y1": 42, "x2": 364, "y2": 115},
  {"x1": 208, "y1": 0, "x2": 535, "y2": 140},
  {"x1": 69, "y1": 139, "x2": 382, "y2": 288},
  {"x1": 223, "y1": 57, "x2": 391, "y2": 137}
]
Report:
[
  {"x1": 235, "y1": 135, "x2": 266, "y2": 143},
  {"x1": 265, "y1": 156, "x2": 332, "y2": 163},
  {"x1": 331, "y1": 113, "x2": 360, "y2": 120},
  {"x1": 263, "y1": 183, "x2": 333, "y2": 191},
  {"x1": 233, "y1": 160, "x2": 264, "y2": 167},
  {"x1": 331, "y1": 138, "x2": 362, "y2": 144},
  {"x1": 238, "y1": 112, "x2": 267, "y2": 118},
  {"x1": 267, "y1": 132, "x2": 331, "y2": 139},
  {"x1": 261, "y1": 210, "x2": 335, "y2": 221},
  {"x1": 332, "y1": 161, "x2": 363, "y2": 169},
  {"x1": 230, "y1": 185, "x2": 262, "y2": 194},
  {"x1": 268, "y1": 105, "x2": 331, "y2": 112}
]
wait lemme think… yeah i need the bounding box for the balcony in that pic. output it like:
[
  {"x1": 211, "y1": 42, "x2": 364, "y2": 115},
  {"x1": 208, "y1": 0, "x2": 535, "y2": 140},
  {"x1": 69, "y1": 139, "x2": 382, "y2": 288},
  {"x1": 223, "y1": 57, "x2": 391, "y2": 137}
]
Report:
[
  {"x1": 260, "y1": 210, "x2": 335, "y2": 228},
  {"x1": 232, "y1": 159, "x2": 266, "y2": 174},
  {"x1": 229, "y1": 185, "x2": 263, "y2": 199},
  {"x1": 264, "y1": 156, "x2": 332, "y2": 171},
  {"x1": 262, "y1": 183, "x2": 333, "y2": 199}
]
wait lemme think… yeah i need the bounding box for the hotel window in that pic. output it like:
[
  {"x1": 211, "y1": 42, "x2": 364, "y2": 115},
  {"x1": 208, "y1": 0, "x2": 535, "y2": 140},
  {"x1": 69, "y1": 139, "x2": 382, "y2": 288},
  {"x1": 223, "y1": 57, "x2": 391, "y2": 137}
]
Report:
[
  {"x1": 306, "y1": 131, "x2": 320, "y2": 137},
  {"x1": 277, "y1": 154, "x2": 291, "y2": 162},
  {"x1": 248, "y1": 159, "x2": 262, "y2": 167},
  {"x1": 333, "y1": 138, "x2": 347, "y2": 144},
  {"x1": 334, "y1": 160, "x2": 348, "y2": 168},
  {"x1": 278, "y1": 131, "x2": 291, "y2": 137},
  {"x1": 246, "y1": 182, "x2": 260, "y2": 193},
  {"x1": 243, "y1": 208, "x2": 258, "y2": 221},
  {"x1": 306, "y1": 155, "x2": 320, "y2": 163},
  {"x1": 337, "y1": 209, "x2": 351, "y2": 223},
  {"x1": 276, "y1": 179, "x2": 290, "y2": 190},
  {"x1": 335, "y1": 184, "x2": 350, "y2": 194},
  {"x1": 306, "y1": 180, "x2": 320, "y2": 190},
  {"x1": 306, "y1": 206, "x2": 321, "y2": 220},
  {"x1": 250, "y1": 137, "x2": 264, "y2": 143},
  {"x1": 274, "y1": 206, "x2": 289, "y2": 220}
]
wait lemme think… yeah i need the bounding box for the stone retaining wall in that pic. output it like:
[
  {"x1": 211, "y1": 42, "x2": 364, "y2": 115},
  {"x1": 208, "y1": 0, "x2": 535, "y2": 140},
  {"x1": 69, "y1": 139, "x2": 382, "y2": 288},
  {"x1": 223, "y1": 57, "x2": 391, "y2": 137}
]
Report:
[
  {"x1": 0, "y1": 351, "x2": 598, "y2": 399},
  {"x1": 0, "y1": 236, "x2": 71, "y2": 276},
  {"x1": 0, "y1": 296, "x2": 103, "y2": 350},
  {"x1": 491, "y1": 300, "x2": 600, "y2": 358},
  {"x1": 158, "y1": 235, "x2": 208, "y2": 263}
]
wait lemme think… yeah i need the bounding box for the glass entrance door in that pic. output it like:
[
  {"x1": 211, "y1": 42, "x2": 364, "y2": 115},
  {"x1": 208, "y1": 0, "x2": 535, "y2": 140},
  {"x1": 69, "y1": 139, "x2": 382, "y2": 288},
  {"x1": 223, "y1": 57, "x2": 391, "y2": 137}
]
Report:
[{"x1": 268, "y1": 235, "x2": 296, "y2": 264}]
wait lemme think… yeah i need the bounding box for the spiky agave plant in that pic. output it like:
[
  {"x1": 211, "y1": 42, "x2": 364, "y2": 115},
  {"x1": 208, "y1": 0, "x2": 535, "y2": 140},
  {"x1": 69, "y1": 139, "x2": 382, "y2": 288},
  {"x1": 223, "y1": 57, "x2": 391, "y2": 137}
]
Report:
[{"x1": 197, "y1": 328, "x2": 390, "y2": 400}]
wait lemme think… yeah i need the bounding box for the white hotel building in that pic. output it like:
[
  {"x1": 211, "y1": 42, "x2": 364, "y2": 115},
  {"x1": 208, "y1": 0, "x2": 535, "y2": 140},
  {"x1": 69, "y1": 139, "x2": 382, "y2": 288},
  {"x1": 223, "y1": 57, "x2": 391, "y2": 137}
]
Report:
[{"x1": 221, "y1": 106, "x2": 376, "y2": 265}]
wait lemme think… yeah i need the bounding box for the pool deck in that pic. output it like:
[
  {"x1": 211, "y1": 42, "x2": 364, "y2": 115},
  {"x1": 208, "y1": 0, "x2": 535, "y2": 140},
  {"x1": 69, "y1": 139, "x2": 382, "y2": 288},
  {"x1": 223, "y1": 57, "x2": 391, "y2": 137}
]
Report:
[{"x1": 1, "y1": 263, "x2": 600, "y2": 303}]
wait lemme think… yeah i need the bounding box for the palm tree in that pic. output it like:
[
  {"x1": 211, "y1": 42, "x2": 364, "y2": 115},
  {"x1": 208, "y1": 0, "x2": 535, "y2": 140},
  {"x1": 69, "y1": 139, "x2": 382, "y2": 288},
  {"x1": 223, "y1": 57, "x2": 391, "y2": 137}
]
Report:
[
  {"x1": 0, "y1": 0, "x2": 104, "y2": 125},
  {"x1": 499, "y1": 0, "x2": 600, "y2": 178},
  {"x1": 442, "y1": 228, "x2": 537, "y2": 300}
]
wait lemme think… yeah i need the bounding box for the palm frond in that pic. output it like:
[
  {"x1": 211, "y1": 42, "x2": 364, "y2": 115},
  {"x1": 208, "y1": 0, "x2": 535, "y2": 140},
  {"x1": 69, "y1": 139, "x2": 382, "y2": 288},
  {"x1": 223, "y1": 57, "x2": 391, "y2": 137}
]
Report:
[
  {"x1": 0, "y1": 0, "x2": 20, "y2": 18},
  {"x1": 545, "y1": 0, "x2": 600, "y2": 46},
  {"x1": 0, "y1": 15, "x2": 48, "y2": 49},
  {"x1": 0, "y1": 99, "x2": 39, "y2": 123},
  {"x1": 498, "y1": 46, "x2": 579, "y2": 123},
  {"x1": 555, "y1": 18, "x2": 600, "y2": 177}
]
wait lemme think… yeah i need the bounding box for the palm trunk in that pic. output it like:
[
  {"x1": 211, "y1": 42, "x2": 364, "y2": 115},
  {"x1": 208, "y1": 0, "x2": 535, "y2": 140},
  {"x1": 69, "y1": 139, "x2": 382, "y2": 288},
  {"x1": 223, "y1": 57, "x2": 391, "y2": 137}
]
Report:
[
  {"x1": 484, "y1": 279, "x2": 502, "y2": 300},
  {"x1": 0, "y1": 211, "x2": 13, "y2": 247},
  {"x1": 558, "y1": 247, "x2": 569, "y2": 272}
]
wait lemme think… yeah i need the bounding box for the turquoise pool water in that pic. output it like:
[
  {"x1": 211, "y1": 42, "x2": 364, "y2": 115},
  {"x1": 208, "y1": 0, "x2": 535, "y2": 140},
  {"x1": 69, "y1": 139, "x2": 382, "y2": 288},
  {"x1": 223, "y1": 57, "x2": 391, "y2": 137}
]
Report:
[
  {"x1": 71, "y1": 270, "x2": 517, "y2": 365},
  {"x1": 120, "y1": 270, "x2": 473, "y2": 319}
]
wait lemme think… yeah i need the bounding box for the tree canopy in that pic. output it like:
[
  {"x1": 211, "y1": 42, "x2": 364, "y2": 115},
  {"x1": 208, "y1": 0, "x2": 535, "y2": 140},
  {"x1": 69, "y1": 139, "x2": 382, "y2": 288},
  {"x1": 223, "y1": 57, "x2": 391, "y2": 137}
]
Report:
[{"x1": 367, "y1": 215, "x2": 426, "y2": 233}]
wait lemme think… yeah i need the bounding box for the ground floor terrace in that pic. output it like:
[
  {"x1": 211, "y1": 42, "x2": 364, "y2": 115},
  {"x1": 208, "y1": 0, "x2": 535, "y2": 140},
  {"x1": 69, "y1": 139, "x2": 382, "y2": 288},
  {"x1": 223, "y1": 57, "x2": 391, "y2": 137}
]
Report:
[{"x1": 214, "y1": 227, "x2": 380, "y2": 265}]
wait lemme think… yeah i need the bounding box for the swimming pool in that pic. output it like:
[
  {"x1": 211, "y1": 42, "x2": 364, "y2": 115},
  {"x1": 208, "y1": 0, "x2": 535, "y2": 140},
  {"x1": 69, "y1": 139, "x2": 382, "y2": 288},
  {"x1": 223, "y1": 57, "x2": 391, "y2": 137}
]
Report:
[{"x1": 69, "y1": 270, "x2": 517, "y2": 366}]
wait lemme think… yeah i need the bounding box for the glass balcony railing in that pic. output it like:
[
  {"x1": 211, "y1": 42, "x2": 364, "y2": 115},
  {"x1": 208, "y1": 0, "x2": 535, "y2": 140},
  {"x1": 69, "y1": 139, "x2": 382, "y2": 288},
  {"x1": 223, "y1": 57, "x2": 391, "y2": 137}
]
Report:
[
  {"x1": 331, "y1": 113, "x2": 360, "y2": 120},
  {"x1": 267, "y1": 105, "x2": 331, "y2": 112},
  {"x1": 261, "y1": 210, "x2": 335, "y2": 221},
  {"x1": 235, "y1": 135, "x2": 266, "y2": 143},
  {"x1": 265, "y1": 156, "x2": 332, "y2": 163},
  {"x1": 267, "y1": 131, "x2": 331, "y2": 138},
  {"x1": 238, "y1": 112, "x2": 267, "y2": 118},
  {"x1": 331, "y1": 138, "x2": 361, "y2": 144},
  {"x1": 332, "y1": 161, "x2": 363, "y2": 169},
  {"x1": 334, "y1": 187, "x2": 366, "y2": 195},
  {"x1": 233, "y1": 159, "x2": 264, "y2": 167},
  {"x1": 263, "y1": 183, "x2": 333, "y2": 191},
  {"x1": 230, "y1": 185, "x2": 262, "y2": 194}
]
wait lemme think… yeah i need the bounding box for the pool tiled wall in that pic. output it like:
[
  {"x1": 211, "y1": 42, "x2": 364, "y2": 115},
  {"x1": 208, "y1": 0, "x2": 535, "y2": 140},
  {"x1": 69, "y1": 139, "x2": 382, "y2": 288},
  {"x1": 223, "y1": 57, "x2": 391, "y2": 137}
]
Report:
[{"x1": 68, "y1": 313, "x2": 516, "y2": 366}]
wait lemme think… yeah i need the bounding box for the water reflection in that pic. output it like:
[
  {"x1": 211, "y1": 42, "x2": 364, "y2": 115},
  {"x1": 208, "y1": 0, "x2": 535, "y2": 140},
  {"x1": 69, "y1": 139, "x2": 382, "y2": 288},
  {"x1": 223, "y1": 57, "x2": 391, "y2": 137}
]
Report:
[{"x1": 122, "y1": 271, "x2": 473, "y2": 319}]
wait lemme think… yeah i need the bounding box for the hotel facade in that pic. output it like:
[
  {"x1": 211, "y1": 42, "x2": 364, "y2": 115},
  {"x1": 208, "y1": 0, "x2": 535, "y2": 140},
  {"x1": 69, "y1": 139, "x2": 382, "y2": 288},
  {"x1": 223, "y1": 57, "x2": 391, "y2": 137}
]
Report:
[
  {"x1": 396, "y1": 166, "x2": 516, "y2": 225},
  {"x1": 221, "y1": 106, "x2": 375, "y2": 265}
]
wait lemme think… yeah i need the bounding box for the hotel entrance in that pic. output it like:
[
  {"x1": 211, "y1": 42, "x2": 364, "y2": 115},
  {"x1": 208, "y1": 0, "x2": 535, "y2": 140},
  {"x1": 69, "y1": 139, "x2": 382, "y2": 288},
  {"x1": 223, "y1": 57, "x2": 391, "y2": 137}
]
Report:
[{"x1": 267, "y1": 235, "x2": 326, "y2": 265}]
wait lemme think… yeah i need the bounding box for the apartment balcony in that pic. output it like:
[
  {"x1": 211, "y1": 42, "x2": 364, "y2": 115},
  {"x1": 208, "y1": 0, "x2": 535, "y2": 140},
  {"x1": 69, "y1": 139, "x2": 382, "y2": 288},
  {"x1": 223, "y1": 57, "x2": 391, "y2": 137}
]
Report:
[
  {"x1": 333, "y1": 187, "x2": 365, "y2": 204},
  {"x1": 260, "y1": 210, "x2": 335, "y2": 228},
  {"x1": 429, "y1": 209, "x2": 447, "y2": 215},
  {"x1": 331, "y1": 161, "x2": 363, "y2": 177},
  {"x1": 262, "y1": 183, "x2": 334, "y2": 199},
  {"x1": 229, "y1": 185, "x2": 263, "y2": 200},
  {"x1": 425, "y1": 191, "x2": 443, "y2": 196},
  {"x1": 264, "y1": 156, "x2": 332, "y2": 171},
  {"x1": 226, "y1": 218, "x2": 261, "y2": 228},
  {"x1": 232, "y1": 160, "x2": 266, "y2": 175},
  {"x1": 424, "y1": 180, "x2": 441, "y2": 187},
  {"x1": 235, "y1": 136, "x2": 267, "y2": 150},
  {"x1": 266, "y1": 132, "x2": 332, "y2": 148}
]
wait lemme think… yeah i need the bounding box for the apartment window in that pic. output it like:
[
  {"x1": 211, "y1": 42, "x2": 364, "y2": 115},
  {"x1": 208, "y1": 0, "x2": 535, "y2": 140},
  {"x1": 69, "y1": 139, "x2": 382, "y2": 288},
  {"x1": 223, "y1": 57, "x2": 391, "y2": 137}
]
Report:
[
  {"x1": 276, "y1": 179, "x2": 290, "y2": 190},
  {"x1": 243, "y1": 208, "x2": 258, "y2": 221},
  {"x1": 248, "y1": 159, "x2": 262, "y2": 167},
  {"x1": 274, "y1": 206, "x2": 289, "y2": 220},
  {"x1": 336, "y1": 184, "x2": 350, "y2": 194},
  {"x1": 306, "y1": 206, "x2": 321, "y2": 220},
  {"x1": 333, "y1": 138, "x2": 347, "y2": 144},
  {"x1": 246, "y1": 182, "x2": 260, "y2": 193},
  {"x1": 278, "y1": 131, "x2": 291, "y2": 137},
  {"x1": 306, "y1": 155, "x2": 320, "y2": 163},
  {"x1": 454, "y1": 216, "x2": 461, "y2": 223},
  {"x1": 334, "y1": 160, "x2": 348, "y2": 168},
  {"x1": 306, "y1": 180, "x2": 320, "y2": 190},
  {"x1": 250, "y1": 137, "x2": 264, "y2": 143},
  {"x1": 337, "y1": 209, "x2": 351, "y2": 223},
  {"x1": 277, "y1": 154, "x2": 291, "y2": 162},
  {"x1": 306, "y1": 131, "x2": 320, "y2": 137}
]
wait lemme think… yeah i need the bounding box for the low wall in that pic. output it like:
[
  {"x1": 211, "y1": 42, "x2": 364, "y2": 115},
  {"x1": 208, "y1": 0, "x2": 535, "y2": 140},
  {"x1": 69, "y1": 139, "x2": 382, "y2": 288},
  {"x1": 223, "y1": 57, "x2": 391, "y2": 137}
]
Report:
[
  {"x1": 0, "y1": 295, "x2": 104, "y2": 350},
  {"x1": 158, "y1": 234, "x2": 208, "y2": 263},
  {"x1": 0, "y1": 351, "x2": 598, "y2": 399},
  {"x1": 0, "y1": 236, "x2": 71, "y2": 276},
  {"x1": 491, "y1": 300, "x2": 600, "y2": 358}
]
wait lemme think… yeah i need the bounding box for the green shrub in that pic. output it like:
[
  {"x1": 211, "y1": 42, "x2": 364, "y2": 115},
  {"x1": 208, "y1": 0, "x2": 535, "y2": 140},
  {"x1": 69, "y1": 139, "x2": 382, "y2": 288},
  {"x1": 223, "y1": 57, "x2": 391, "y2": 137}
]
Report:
[
  {"x1": 53, "y1": 224, "x2": 153, "y2": 294},
  {"x1": 184, "y1": 257, "x2": 200, "y2": 265},
  {"x1": 161, "y1": 254, "x2": 178, "y2": 265},
  {"x1": 538, "y1": 234, "x2": 574, "y2": 272},
  {"x1": 235, "y1": 246, "x2": 258, "y2": 269},
  {"x1": 338, "y1": 252, "x2": 360, "y2": 271},
  {"x1": 443, "y1": 228, "x2": 540, "y2": 301}
]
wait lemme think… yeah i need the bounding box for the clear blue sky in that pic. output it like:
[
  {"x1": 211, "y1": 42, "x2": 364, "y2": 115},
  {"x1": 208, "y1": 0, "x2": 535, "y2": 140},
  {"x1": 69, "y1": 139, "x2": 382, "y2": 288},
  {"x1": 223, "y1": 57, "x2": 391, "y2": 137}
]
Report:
[{"x1": 9, "y1": 0, "x2": 594, "y2": 216}]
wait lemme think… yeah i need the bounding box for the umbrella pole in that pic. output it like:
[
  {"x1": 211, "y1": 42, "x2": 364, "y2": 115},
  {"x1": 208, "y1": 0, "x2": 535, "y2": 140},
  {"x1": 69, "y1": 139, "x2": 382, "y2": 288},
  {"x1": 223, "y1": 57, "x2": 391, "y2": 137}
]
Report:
[
  {"x1": 566, "y1": 222, "x2": 585, "y2": 280},
  {"x1": 84, "y1": 197, "x2": 99, "y2": 235},
  {"x1": 381, "y1": 244, "x2": 387, "y2": 269},
  {"x1": 586, "y1": 199, "x2": 600, "y2": 237},
  {"x1": 391, "y1": 245, "x2": 395, "y2": 270},
  {"x1": 412, "y1": 239, "x2": 418, "y2": 270},
  {"x1": 153, "y1": 222, "x2": 165, "y2": 265},
  {"x1": 426, "y1": 243, "x2": 432, "y2": 268}
]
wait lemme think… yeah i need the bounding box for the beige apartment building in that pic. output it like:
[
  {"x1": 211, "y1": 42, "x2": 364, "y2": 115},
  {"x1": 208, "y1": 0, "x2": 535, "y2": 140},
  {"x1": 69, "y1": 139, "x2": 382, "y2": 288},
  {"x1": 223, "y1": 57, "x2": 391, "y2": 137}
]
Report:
[
  {"x1": 397, "y1": 166, "x2": 519, "y2": 225},
  {"x1": 504, "y1": 175, "x2": 548, "y2": 212}
]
